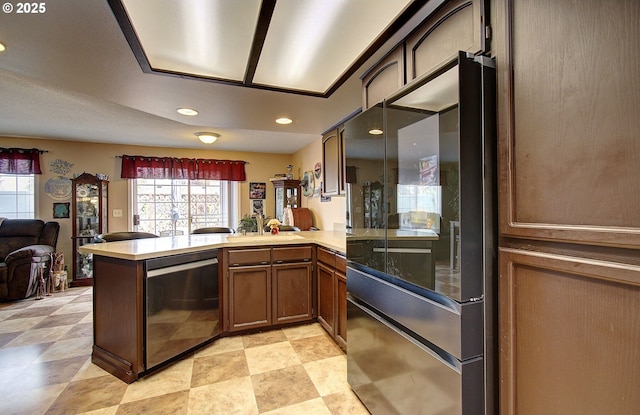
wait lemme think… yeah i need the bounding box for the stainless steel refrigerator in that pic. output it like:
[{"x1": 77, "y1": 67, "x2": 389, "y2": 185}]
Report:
[{"x1": 345, "y1": 52, "x2": 496, "y2": 415}]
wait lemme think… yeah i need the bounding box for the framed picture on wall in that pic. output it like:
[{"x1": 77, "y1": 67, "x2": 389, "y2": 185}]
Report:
[
  {"x1": 252, "y1": 199, "x2": 264, "y2": 215},
  {"x1": 249, "y1": 182, "x2": 266, "y2": 199},
  {"x1": 53, "y1": 202, "x2": 70, "y2": 218}
]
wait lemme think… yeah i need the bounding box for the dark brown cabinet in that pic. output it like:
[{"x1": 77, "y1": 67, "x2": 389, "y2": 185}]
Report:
[
  {"x1": 271, "y1": 179, "x2": 301, "y2": 222},
  {"x1": 225, "y1": 245, "x2": 314, "y2": 333},
  {"x1": 71, "y1": 172, "x2": 108, "y2": 287},
  {"x1": 316, "y1": 246, "x2": 347, "y2": 350}
]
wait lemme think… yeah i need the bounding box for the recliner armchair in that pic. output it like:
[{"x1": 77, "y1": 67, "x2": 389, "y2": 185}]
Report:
[{"x1": 0, "y1": 218, "x2": 60, "y2": 301}]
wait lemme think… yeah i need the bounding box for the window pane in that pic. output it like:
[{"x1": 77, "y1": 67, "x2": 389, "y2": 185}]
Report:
[
  {"x1": 133, "y1": 178, "x2": 235, "y2": 235},
  {"x1": 0, "y1": 174, "x2": 35, "y2": 218}
]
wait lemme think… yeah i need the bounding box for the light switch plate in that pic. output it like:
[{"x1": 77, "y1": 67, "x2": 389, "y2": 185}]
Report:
[{"x1": 113, "y1": 209, "x2": 123, "y2": 217}]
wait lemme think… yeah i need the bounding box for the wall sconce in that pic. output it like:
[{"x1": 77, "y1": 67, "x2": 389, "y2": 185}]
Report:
[{"x1": 196, "y1": 132, "x2": 219, "y2": 144}]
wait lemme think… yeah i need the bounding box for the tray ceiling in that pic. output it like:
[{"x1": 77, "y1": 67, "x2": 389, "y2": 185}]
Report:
[{"x1": 111, "y1": 0, "x2": 418, "y2": 96}]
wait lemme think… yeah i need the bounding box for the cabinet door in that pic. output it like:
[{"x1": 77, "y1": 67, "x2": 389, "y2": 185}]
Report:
[
  {"x1": 322, "y1": 130, "x2": 340, "y2": 196},
  {"x1": 335, "y1": 256, "x2": 347, "y2": 350},
  {"x1": 228, "y1": 265, "x2": 271, "y2": 332},
  {"x1": 272, "y1": 262, "x2": 313, "y2": 325},
  {"x1": 317, "y1": 262, "x2": 335, "y2": 335}
]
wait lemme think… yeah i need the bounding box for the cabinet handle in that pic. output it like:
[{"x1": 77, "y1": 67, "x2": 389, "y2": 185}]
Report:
[
  {"x1": 261, "y1": 261, "x2": 269, "y2": 265},
  {"x1": 275, "y1": 260, "x2": 283, "y2": 264}
]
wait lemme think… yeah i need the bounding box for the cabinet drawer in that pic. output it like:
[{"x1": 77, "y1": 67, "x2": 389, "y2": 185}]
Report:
[
  {"x1": 228, "y1": 248, "x2": 271, "y2": 266},
  {"x1": 335, "y1": 254, "x2": 346, "y2": 274},
  {"x1": 317, "y1": 247, "x2": 336, "y2": 267},
  {"x1": 272, "y1": 246, "x2": 312, "y2": 263}
]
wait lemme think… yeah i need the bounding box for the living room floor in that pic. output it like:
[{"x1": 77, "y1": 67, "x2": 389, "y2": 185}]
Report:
[{"x1": 0, "y1": 287, "x2": 369, "y2": 415}]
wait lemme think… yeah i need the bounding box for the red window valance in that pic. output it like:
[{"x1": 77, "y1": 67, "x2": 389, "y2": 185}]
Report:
[
  {"x1": 120, "y1": 154, "x2": 246, "y2": 181},
  {"x1": 0, "y1": 148, "x2": 43, "y2": 174}
]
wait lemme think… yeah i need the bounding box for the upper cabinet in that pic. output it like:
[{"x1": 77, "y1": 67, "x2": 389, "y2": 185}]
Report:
[
  {"x1": 362, "y1": 0, "x2": 488, "y2": 109},
  {"x1": 406, "y1": 0, "x2": 485, "y2": 82},
  {"x1": 361, "y1": 46, "x2": 405, "y2": 110},
  {"x1": 322, "y1": 125, "x2": 346, "y2": 197}
]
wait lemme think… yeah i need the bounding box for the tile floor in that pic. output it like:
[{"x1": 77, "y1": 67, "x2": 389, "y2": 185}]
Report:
[{"x1": 0, "y1": 287, "x2": 370, "y2": 415}]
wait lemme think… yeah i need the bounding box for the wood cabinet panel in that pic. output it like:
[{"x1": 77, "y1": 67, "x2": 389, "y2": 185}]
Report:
[
  {"x1": 272, "y1": 262, "x2": 313, "y2": 324},
  {"x1": 92, "y1": 256, "x2": 144, "y2": 382},
  {"x1": 228, "y1": 248, "x2": 271, "y2": 266},
  {"x1": 362, "y1": 45, "x2": 404, "y2": 109},
  {"x1": 272, "y1": 246, "x2": 312, "y2": 263},
  {"x1": 499, "y1": 248, "x2": 640, "y2": 415},
  {"x1": 497, "y1": 0, "x2": 640, "y2": 247},
  {"x1": 317, "y1": 262, "x2": 335, "y2": 335},
  {"x1": 317, "y1": 246, "x2": 336, "y2": 268},
  {"x1": 228, "y1": 265, "x2": 271, "y2": 332},
  {"x1": 322, "y1": 129, "x2": 341, "y2": 196},
  {"x1": 406, "y1": 0, "x2": 483, "y2": 82},
  {"x1": 335, "y1": 266, "x2": 347, "y2": 350}
]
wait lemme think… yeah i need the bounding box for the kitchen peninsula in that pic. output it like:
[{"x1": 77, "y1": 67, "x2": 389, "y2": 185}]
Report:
[{"x1": 79, "y1": 231, "x2": 345, "y2": 383}]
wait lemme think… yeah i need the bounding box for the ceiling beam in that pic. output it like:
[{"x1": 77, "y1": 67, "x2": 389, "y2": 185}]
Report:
[{"x1": 244, "y1": 0, "x2": 278, "y2": 85}]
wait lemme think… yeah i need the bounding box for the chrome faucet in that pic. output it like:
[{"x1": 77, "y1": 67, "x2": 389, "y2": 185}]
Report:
[{"x1": 255, "y1": 213, "x2": 264, "y2": 235}]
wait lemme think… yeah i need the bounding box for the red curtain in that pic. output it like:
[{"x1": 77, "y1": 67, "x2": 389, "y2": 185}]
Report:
[
  {"x1": 120, "y1": 155, "x2": 246, "y2": 181},
  {"x1": 0, "y1": 148, "x2": 43, "y2": 174}
]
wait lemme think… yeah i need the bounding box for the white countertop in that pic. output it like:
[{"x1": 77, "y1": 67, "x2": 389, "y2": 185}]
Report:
[{"x1": 78, "y1": 230, "x2": 346, "y2": 261}]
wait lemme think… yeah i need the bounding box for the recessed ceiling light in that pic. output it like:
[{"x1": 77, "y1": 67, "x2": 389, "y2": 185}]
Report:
[
  {"x1": 369, "y1": 129, "x2": 383, "y2": 135},
  {"x1": 276, "y1": 117, "x2": 293, "y2": 125},
  {"x1": 177, "y1": 108, "x2": 198, "y2": 116},
  {"x1": 196, "y1": 132, "x2": 219, "y2": 144},
  {"x1": 0, "y1": 42, "x2": 6, "y2": 52}
]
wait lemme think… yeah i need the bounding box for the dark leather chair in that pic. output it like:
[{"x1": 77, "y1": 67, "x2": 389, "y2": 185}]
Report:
[
  {"x1": 95, "y1": 232, "x2": 159, "y2": 242},
  {"x1": 192, "y1": 227, "x2": 235, "y2": 234},
  {"x1": 0, "y1": 218, "x2": 60, "y2": 301}
]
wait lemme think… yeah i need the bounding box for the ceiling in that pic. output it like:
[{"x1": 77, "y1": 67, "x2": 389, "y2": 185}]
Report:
[{"x1": 0, "y1": 0, "x2": 440, "y2": 154}]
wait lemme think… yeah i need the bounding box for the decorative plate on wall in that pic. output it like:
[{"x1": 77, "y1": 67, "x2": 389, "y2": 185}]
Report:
[
  {"x1": 301, "y1": 171, "x2": 314, "y2": 197},
  {"x1": 44, "y1": 176, "x2": 72, "y2": 201}
]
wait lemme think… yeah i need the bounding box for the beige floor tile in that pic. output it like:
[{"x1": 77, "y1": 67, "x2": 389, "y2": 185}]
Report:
[
  {"x1": 188, "y1": 376, "x2": 259, "y2": 415},
  {"x1": 50, "y1": 300, "x2": 93, "y2": 315},
  {"x1": 35, "y1": 335, "x2": 92, "y2": 362},
  {"x1": 191, "y1": 349, "x2": 249, "y2": 388},
  {"x1": 323, "y1": 391, "x2": 371, "y2": 415},
  {"x1": 120, "y1": 357, "x2": 193, "y2": 403},
  {"x1": 71, "y1": 358, "x2": 112, "y2": 382},
  {"x1": 194, "y1": 335, "x2": 244, "y2": 357},
  {"x1": 116, "y1": 390, "x2": 190, "y2": 415},
  {"x1": 304, "y1": 355, "x2": 350, "y2": 396},
  {"x1": 0, "y1": 382, "x2": 67, "y2": 415},
  {"x1": 245, "y1": 341, "x2": 301, "y2": 375},
  {"x1": 261, "y1": 397, "x2": 332, "y2": 415},
  {"x1": 5, "y1": 325, "x2": 73, "y2": 348},
  {"x1": 289, "y1": 334, "x2": 344, "y2": 363},
  {"x1": 251, "y1": 365, "x2": 319, "y2": 413},
  {"x1": 0, "y1": 316, "x2": 47, "y2": 333},
  {"x1": 0, "y1": 341, "x2": 52, "y2": 368},
  {"x1": 45, "y1": 375, "x2": 128, "y2": 415},
  {"x1": 242, "y1": 328, "x2": 287, "y2": 349},
  {"x1": 282, "y1": 322, "x2": 326, "y2": 340},
  {"x1": 77, "y1": 405, "x2": 119, "y2": 415}
]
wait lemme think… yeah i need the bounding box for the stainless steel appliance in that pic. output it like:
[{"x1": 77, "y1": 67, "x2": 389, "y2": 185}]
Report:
[
  {"x1": 345, "y1": 52, "x2": 496, "y2": 415},
  {"x1": 145, "y1": 250, "x2": 220, "y2": 369}
]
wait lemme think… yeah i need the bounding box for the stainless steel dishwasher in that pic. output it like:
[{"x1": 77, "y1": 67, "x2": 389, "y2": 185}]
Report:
[{"x1": 145, "y1": 250, "x2": 219, "y2": 369}]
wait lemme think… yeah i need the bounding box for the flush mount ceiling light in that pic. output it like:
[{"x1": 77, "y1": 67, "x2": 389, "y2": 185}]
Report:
[
  {"x1": 177, "y1": 107, "x2": 198, "y2": 116},
  {"x1": 196, "y1": 132, "x2": 219, "y2": 144},
  {"x1": 369, "y1": 129, "x2": 383, "y2": 135},
  {"x1": 0, "y1": 42, "x2": 6, "y2": 52},
  {"x1": 275, "y1": 117, "x2": 292, "y2": 125}
]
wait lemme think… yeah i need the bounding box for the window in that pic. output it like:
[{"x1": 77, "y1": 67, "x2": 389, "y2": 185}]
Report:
[
  {"x1": 133, "y1": 178, "x2": 238, "y2": 235},
  {"x1": 0, "y1": 173, "x2": 35, "y2": 219}
]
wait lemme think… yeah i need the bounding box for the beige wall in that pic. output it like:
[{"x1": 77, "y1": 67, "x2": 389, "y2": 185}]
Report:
[
  {"x1": 2, "y1": 136, "x2": 296, "y2": 270},
  {"x1": 292, "y1": 137, "x2": 346, "y2": 231}
]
